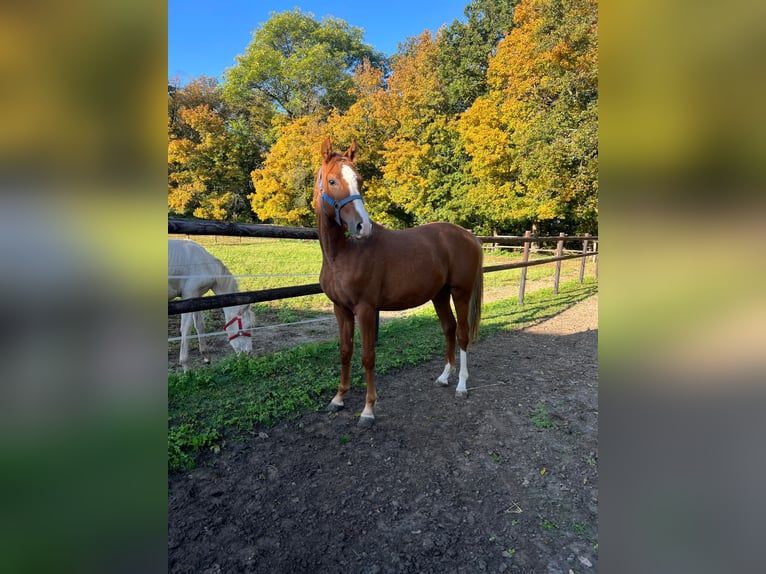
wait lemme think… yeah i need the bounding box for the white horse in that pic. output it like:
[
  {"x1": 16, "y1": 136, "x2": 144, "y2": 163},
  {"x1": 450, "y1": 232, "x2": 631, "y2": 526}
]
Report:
[{"x1": 168, "y1": 239, "x2": 253, "y2": 370}]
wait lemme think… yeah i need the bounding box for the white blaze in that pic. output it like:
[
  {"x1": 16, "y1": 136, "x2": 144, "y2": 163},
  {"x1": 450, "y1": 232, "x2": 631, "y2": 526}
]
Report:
[
  {"x1": 341, "y1": 164, "x2": 360, "y2": 196},
  {"x1": 341, "y1": 163, "x2": 372, "y2": 236}
]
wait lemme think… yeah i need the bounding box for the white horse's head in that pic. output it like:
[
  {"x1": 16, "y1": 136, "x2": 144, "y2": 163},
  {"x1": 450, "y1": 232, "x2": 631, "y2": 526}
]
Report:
[{"x1": 222, "y1": 304, "x2": 253, "y2": 354}]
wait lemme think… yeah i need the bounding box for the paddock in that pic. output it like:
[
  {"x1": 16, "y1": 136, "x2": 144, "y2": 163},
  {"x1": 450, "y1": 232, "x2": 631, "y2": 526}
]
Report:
[
  {"x1": 167, "y1": 219, "x2": 598, "y2": 571},
  {"x1": 168, "y1": 293, "x2": 598, "y2": 573}
]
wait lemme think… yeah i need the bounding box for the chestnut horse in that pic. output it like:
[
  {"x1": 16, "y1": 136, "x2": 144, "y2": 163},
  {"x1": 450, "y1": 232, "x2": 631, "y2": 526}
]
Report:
[{"x1": 315, "y1": 138, "x2": 483, "y2": 427}]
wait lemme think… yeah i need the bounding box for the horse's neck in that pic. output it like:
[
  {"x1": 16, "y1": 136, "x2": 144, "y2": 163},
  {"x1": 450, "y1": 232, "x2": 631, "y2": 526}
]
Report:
[
  {"x1": 211, "y1": 263, "x2": 239, "y2": 296},
  {"x1": 211, "y1": 265, "x2": 243, "y2": 320},
  {"x1": 317, "y1": 214, "x2": 348, "y2": 263}
]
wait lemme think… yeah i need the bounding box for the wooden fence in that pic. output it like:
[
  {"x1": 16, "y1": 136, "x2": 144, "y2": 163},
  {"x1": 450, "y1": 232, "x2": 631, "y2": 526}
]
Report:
[{"x1": 168, "y1": 218, "x2": 597, "y2": 315}]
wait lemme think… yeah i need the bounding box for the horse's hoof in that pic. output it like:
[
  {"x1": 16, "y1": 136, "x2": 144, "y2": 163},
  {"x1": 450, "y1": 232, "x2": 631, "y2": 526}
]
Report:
[
  {"x1": 358, "y1": 415, "x2": 375, "y2": 428},
  {"x1": 327, "y1": 401, "x2": 345, "y2": 413},
  {"x1": 455, "y1": 389, "x2": 468, "y2": 399},
  {"x1": 435, "y1": 378, "x2": 449, "y2": 387}
]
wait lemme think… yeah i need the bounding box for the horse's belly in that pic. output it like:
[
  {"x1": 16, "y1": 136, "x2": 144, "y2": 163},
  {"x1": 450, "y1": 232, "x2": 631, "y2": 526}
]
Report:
[
  {"x1": 378, "y1": 299, "x2": 429, "y2": 312},
  {"x1": 168, "y1": 280, "x2": 182, "y2": 301},
  {"x1": 378, "y1": 287, "x2": 437, "y2": 311}
]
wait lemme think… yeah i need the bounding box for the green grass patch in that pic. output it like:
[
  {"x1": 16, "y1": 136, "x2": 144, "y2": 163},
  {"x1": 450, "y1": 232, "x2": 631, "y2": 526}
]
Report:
[
  {"x1": 168, "y1": 277, "x2": 596, "y2": 472},
  {"x1": 186, "y1": 237, "x2": 328, "y2": 311},
  {"x1": 530, "y1": 401, "x2": 558, "y2": 430}
]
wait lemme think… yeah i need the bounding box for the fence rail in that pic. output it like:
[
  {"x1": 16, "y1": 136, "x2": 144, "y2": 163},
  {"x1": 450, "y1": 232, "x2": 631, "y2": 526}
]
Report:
[
  {"x1": 168, "y1": 219, "x2": 597, "y2": 315},
  {"x1": 168, "y1": 218, "x2": 318, "y2": 240},
  {"x1": 169, "y1": 284, "x2": 323, "y2": 315}
]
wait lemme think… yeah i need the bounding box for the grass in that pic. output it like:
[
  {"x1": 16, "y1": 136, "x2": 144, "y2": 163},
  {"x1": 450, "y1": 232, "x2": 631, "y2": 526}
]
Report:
[
  {"x1": 571, "y1": 519, "x2": 597, "y2": 542},
  {"x1": 530, "y1": 401, "x2": 558, "y2": 430},
  {"x1": 168, "y1": 276, "x2": 596, "y2": 472}
]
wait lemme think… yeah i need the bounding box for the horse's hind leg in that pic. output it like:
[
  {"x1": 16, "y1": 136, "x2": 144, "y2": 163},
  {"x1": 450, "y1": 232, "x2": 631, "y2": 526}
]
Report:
[
  {"x1": 432, "y1": 287, "x2": 457, "y2": 387},
  {"x1": 192, "y1": 310, "x2": 210, "y2": 364},
  {"x1": 452, "y1": 290, "x2": 472, "y2": 398},
  {"x1": 329, "y1": 304, "x2": 354, "y2": 412}
]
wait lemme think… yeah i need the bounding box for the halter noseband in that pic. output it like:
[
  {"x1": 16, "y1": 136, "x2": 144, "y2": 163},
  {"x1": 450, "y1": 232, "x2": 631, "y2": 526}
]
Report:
[
  {"x1": 224, "y1": 315, "x2": 251, "y2": 341},
  {"x1": 318, "y1": 166, "x2": 365, "y2": 227}
]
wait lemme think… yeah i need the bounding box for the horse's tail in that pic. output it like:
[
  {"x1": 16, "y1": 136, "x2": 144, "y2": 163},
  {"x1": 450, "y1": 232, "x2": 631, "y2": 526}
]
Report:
[{"x1": 468, "y1": 238, "x2": 483, "y2": 345}]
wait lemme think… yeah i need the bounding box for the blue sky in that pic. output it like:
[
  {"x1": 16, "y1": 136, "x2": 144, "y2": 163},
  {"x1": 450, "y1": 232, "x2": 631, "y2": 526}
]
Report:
[{"x1": 168, "y1": 0, "x2": 470, "y2": 83}]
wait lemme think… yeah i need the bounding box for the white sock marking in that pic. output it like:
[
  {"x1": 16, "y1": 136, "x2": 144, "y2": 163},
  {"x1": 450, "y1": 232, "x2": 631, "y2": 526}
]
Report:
[
  {"x1": 437, "y1": 363, "x2": 452, "y2": 385},
  {"x1": 456, "y1": 350, "x2": 469, "y2": 393}
]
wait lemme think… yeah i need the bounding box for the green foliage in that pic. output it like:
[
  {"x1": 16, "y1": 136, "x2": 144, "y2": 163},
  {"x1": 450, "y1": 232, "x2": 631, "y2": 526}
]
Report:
[
  {"x1": 223, "y1": 9, "x2": 386, "y2": 120},
  {"x1": 530, "y1": 401, "x2": 557, "y2": 429},
  {"x1": 437, "y1": 0, "x2": 520, "y2": 114}
]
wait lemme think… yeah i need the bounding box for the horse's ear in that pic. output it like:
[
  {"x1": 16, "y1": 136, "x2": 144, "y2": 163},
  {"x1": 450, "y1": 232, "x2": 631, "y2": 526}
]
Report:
[
  {"x1": 345, "y1": 140, "x2": 358, "y2": 163},
  {"x1": 321, "y1": 137, "x2": 333, "y2": 162}
]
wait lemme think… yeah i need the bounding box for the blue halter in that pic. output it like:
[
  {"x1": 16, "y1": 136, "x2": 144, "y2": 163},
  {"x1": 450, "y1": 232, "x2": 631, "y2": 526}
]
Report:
[{"x1": 318, "y1": 166, "x2": 365, "y2": 226}]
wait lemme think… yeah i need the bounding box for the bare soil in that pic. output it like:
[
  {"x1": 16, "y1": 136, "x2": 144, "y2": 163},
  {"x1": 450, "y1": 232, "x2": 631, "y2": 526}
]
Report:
[{"x1": 168, "y1": 294, "x2": 598, "y2": 573}]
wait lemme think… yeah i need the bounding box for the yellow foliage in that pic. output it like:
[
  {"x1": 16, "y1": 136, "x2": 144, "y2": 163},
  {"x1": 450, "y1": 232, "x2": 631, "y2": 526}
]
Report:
[
  {"x1": 249, "y1": 115, "x2": 326, "y2": 226},
  {"x1": 457, "y1": 0, "x2": 598, "y2": 229}
]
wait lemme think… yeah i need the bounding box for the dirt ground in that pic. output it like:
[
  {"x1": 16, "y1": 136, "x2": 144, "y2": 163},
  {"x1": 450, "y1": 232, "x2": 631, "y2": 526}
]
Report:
[{"x1": 168, "y1": 294, "x2": 598, "y2": 573}]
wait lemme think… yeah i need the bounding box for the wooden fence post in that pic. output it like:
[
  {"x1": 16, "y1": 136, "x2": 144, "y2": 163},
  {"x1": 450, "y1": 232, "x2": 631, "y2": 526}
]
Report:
[
  {"x1": 518, "y1": 230, "x2": 531, "y2": 304},
  {"x1": 579, "y1": 233, "x2": 590, "y2": 284},
  {"x1": 553, "y1": 232, "x2": 565, "y2": 294},
  {"x1": 593, "y1": 240, "x2": 598, "y2": 279}
]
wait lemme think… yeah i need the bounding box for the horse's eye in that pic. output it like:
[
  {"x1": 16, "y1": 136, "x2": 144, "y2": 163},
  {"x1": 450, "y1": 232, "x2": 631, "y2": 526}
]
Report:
[{"x1": 328, "y1": 178, "x2": 337, "y2": 186}]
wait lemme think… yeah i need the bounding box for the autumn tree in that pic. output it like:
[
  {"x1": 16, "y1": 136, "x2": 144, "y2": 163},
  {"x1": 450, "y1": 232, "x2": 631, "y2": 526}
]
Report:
[
  {"x1": 458, "y1": 0, "x2": 598, "y2": 234},
  {"x1": 168, "y1": 77, "x2": 262, "y2": 221},
  {"x1": 325, "y1": 60, "x2": 400, "y2": 226},
  {"x1": 248, "y1": 115, "x2": 327, "y2": 226},
  {"x1": 374, "y1": 32, "x2": 478, "y2": 228}
]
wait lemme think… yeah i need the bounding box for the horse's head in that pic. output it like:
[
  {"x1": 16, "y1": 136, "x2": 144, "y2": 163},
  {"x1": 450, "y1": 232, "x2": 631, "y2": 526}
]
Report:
[
  {"x1": 223, "y1": 304, "x2": 253, "y2": 354},
  {"x1": 316, "y1": 138, "x2": 373, "y2": 240}
]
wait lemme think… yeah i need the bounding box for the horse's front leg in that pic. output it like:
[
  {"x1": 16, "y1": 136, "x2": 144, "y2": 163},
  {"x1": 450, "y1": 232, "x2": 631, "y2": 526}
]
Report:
[
  {"x1": 179, "y1": 312, "x2": 193, "y2": 372},
  {"x1": 356, "y1": 305, "x2": 378, "y2": 427},
  {"x1": 328, "y1": 304, "x2": 354, "y2": 412}
]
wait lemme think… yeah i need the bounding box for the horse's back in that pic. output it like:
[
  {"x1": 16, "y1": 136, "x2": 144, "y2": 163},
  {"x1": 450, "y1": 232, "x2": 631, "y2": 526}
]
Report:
[
  {"x1": 168, "y1": 239, "x2": 221, "y2": 300},
  {"x1": 379, "y1": 222, "x2": 481, "y2": 271},
  {"x1": 169, "y1": 239, "x2": 218, "y2": 267}
]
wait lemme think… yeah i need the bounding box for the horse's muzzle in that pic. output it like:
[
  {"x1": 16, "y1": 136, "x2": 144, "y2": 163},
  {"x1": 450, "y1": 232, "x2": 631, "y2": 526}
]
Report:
[{"x1": 350, "y1": 218, "x2": 373, "y2": 239}]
